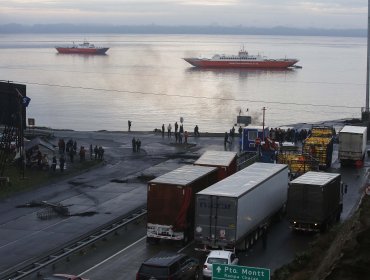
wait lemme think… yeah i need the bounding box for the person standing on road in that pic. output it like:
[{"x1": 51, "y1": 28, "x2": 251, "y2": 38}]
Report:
[
  {"x1": 128, "y1": 120, "x2": 132, "y2": 132},
  {"x1": 162, "y1": 124, "x2": 165, "y2": 138},
  {"x1": 136, "y1": 138, "x2": 141, "y2": 152},
  {"x1": 132, "y1": 137, "x2": 136, "y2": 152},
  {"x1": 59, "y1": 155, "x2": 65, "y2": 172},
  {"x1": 224, "y1": 132, "x2": 229, "y2": 147},
  {"x1": 51, "y1": 156, "x2": 57, "y2": 172},
  {"x1": 167, "y1": 123, "x2": 172, "y2": 138},
  {"x1": 175, "y1": 121, "x2": 178, "y2": 134},
  {"x1": 184, "y1": 131, "x2": 188, "y2": 144},
  {"x1": 94, "y1": 145, "x2": 98, "y2": 160},
  {"x1": 69, "y1": 148, "x2": 74, "y2": 163},
  {"x1": 194, "y1": 125, "x2": 200, "y2": 137},
  {"x1": 89, "y1": 144, "x2": 93, "y2": 160}
]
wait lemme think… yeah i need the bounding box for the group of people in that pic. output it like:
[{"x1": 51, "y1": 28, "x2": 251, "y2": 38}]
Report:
[
  {"x1": 268, "y1": 127, "x2": 311, "y2": 143},
  {"x1": 46, "y1": 139, "x2": 104, "y2": 173},
  {"x1": 92, "y1": 145, "x2": 105, "y2": 160},
  {"x1": 131, "y1": 137, "x2": 142, "y2": 152},
  {"x1": 160, "y1": 122, "x2": 200, "y2": 144}
]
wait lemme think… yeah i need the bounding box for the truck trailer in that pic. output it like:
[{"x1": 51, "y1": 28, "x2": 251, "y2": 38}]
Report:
[
  {"x1": 194, "y1": 150, "x2": 238, "y2": 181},
  {"x1": 194, "y1": 162, "x2": 289, "y2": 251},
  {"x1": 287, "y1": 171, "x2": 343, "y2": 232},
  {"x1": 339, "y1": 125, "x2": 367, "y2": 166},
  {"x1": 147, "y1": 165, "x2": 219, "y2": 244}
]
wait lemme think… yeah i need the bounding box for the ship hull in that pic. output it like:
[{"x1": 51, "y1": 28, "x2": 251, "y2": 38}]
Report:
[
  {"x1": 56, "y1": 47, "x2": 109, "y2": 54},
  {"x1": 183, "y1": 58, "x2": 298, "y2": 69}
]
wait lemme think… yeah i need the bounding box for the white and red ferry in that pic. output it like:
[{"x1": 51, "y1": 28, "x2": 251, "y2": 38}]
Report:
[
  {"x1": 183, "y1": 47, "x2": 298, "y2": 69},
  {"x1": 55, "y1": 41, "x2": 109, "y2": 54}
]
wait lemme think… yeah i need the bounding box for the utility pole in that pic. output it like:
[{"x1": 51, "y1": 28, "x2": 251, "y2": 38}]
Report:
[{"x1": 262, "y1": 107, "x2": 266, "y2": 141}]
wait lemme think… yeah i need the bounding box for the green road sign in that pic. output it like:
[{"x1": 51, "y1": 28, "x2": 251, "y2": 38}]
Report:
[{"x1": 212, "y1": 263, "x2": 270, "y2": 280}]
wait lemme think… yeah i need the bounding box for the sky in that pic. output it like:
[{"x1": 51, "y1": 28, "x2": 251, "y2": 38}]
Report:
[{"x1": 0, "y1": 0, "x2": 367, "y2": 29}]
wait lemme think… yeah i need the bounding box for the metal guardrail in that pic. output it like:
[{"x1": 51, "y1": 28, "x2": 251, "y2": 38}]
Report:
[
  {"x1": 1, "y1": 207, "x2": 147, "y2": 280},
  {"x1": 237, "y1": 151, "x2": 259, "y2": 170}
]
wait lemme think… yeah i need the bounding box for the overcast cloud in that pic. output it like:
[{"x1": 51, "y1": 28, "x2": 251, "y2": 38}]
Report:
[{"x1": 0, "y1": 0, "x2": 367, "y2": 29}]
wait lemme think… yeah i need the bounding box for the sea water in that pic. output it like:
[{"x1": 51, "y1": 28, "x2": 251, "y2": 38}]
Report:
[{"x1": 0, "y1": 34, "x2": 366, "y2": 132}]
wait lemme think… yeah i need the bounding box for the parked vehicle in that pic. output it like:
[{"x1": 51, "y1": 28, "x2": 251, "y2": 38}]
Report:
[
  {"x1": 43, "y1": 274, "x2": 88, "y2": 280},
  {"x1": 194, "y1": 150, "x2": 238, "y2": 180},
  {"x1": 194, "y1": 162, "x2": 289, "y2": 251},
  {"x1": 136, "y1": 252, "x2": 200, "y2": 280},
  {"x1": 302, "y1": 126, "x2": 334, "y2": 170},
  {"x1": 287, "y1": 171, "x2": 343, "y2": 232},
  {"x1": 147, "y1": 165, "x2": 219, "y2": 244},
  {"x1": 202, "y1": 250, "x2": 239, "y2": 279},
  {"x1": 339, "y1": 125, "x2": 367, "y2": 166}
]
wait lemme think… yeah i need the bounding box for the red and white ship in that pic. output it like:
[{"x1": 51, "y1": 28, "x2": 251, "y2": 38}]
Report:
[
  {"x1": 183, "y1": 47, "x2": 299, "y2": 69},
  {"x1": 55, "y1": 41, "x2": 109, "y2": 54}
]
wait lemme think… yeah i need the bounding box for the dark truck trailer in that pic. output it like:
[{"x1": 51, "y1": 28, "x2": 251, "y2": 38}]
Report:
[
  {"x1": 147, "y1": 165, "x2": 218, "y2": 244},
  {"x1": 194, "y1": 162, "x2": 289, "y2": 252},
  {"x1": 287, "y1": 171, "x2": 343, "y2": 232},
  {"x1": 194, "y1": 150, "x2": 238, "y2": 180}
]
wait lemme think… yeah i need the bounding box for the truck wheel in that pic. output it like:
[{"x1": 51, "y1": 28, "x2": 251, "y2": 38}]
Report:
[
  {"x1": 245, "y1": 239, "x2": 250, "y2": 250},
  {"x1": 254, "y1": 231, "x2": 259, "y2": 241},
  {"x1": 249, "y1": 236, "x2": 254, "y2": 246},
  {"x1": 320, "y1": 223, "x2": 328, "y2": 233},
  {"x1": 336, "y1": 211, "x2": 341, "y2": 222},
  {"x1": 182, "y1": 232, "x2": 189, "y2": 246}
]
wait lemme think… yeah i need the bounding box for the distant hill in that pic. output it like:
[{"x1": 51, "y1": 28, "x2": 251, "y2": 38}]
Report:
[{"x1": 0, "y1": 23, "x2": 366, "y2": 37}]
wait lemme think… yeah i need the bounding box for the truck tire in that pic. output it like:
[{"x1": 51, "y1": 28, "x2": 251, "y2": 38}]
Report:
[
  {"x1": 320, "y1": 223, "x2": 328, "y2": 233},
  {"x1": 182, "y1": 233, "x2": 189, "y2": 246},
  {"x1": 336, "y1": 210, "x2": 341, "y2": 222},
  {"x1": 254, "y1": 231, "x2": 259, "y2": 241}
]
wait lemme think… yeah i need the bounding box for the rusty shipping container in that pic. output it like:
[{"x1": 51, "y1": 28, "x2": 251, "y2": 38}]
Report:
[
  {"x1": 194, "y1": 150, "x2": 238, "y2": 180},
  {"x1": 147, "y1": 165, "x2": 218, "y2": 244}
]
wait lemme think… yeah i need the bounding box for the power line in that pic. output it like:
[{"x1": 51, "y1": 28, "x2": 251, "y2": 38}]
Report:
[{"x1": 15, "y1": 80, "x2": 362, "y2": 110}]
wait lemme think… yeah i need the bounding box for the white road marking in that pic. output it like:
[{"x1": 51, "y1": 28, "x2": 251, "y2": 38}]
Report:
[{"x1": 79, "y1": 235, "x2": 147, "y2": 276}]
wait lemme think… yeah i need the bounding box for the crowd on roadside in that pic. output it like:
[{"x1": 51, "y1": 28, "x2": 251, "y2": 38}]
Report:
[
  {"x1": 25, "y1": 138, "x2": 105, "y2": 173},
  {"x1": 268, "y1": 127, "x2": 311, "y2": 143},
  {"x1": 153, "y1": 122, "x2": 201, "y2": 145}
]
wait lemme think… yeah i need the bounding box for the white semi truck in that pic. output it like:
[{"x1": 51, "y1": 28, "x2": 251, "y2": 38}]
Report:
[
  {"x1": 339, "y1": 125, "x2": 367, "y2": 166},
  {"x1": 194, "y1": 162, "x2": 289, "y2": 251}
]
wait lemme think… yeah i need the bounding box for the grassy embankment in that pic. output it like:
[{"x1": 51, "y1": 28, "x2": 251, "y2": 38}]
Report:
[{"x1": 0, "y1": 159, "x2": 100, "y2": 199}]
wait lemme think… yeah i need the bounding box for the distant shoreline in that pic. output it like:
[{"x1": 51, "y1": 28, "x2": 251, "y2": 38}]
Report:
[
  {"x1": 21, "y1": 118, "x2": 362, "y2": 139},
  {"x1": 0, "y1": 24, "x2": 366, "y2": 38}
]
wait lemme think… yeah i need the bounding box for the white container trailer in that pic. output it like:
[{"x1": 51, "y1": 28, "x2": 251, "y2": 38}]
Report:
[
  {"x1": 194, "y1": 162, "x2": 289, "y2": 251},
  {"x1": 339, "y1": 125, "x2": 367, "y2": 165}
]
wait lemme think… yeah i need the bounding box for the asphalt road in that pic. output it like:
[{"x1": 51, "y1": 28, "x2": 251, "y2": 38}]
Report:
[
  {"x1": 1, "y1": 127, "x2": 369, "y2": 280},
  {"x1": 0, "y1": 129, "x2": 239, "y2": 278}
]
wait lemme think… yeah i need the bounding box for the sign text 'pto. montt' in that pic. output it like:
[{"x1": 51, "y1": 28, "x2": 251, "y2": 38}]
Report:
[{"x1": 213, "y1": 263, "x2": 270, "y2": 280}]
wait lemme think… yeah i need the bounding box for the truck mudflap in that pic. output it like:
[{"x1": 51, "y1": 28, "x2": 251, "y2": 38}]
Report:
[{"x1": 147, "y1": 223, "x2": 184, "y2": 240}]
